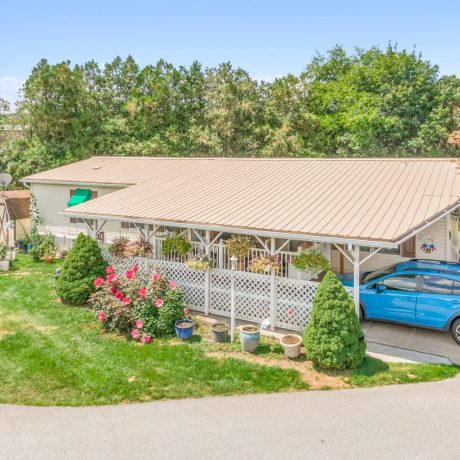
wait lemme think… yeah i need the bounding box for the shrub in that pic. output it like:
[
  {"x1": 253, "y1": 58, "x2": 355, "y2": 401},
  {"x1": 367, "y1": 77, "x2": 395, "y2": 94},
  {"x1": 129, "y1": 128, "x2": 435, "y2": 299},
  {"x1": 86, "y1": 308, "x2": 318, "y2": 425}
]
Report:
[
  {"x1": 29, "y1": 233, "x2": 57, "y2": 261},
  {"x1": 110, "y1": 236, "x2": 129, "y2": 258},
  {"x1": 57, "y1": 233, "x2": 107, "y2": 304},
  {"x1": 90, "y1": 264, "x2": 185, "y2": 342},
  {"x1": 0, "y1": 242, "x2": 6, "y2": 260},
  {"x1": 303, "y1": 271, "x2": 366, "y2": 369},
  {"x1": 161, "y1": 235, "x2": 191, "y2": 256}
]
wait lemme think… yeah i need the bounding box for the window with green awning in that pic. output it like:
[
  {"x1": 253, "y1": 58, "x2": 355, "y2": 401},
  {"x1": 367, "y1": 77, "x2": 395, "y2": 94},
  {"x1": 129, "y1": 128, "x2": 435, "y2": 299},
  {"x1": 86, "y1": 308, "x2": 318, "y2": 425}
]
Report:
[{"x1": 67, "y1": 188, "x2": 92, "y2": 207}]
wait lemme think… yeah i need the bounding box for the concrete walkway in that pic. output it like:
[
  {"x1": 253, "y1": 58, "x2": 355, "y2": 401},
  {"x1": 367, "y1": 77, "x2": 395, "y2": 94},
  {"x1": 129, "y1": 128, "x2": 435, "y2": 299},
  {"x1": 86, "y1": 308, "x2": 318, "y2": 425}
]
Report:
[{"x1": 2, "y1": 374, "x2": 460, "y2": 460}]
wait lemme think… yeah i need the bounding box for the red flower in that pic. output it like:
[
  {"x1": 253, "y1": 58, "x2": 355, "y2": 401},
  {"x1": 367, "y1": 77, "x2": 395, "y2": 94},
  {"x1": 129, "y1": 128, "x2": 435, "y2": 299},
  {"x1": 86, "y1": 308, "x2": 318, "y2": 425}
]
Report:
[
  {"x1": 132, "y1": 264, "x2": 139, "y2": 272},
  {"x1": 155, "y1": 298, "x2": 164, "y2": 308},
  {"x1": 169, "y1": 280, "x2": 177, "y2": 290},
  {"x1": 135, "y1": 319, "x2": 143, "y2": 329},
  {"x1": 287, "y1": 309, "x2": 294, "y2": 315},
  {"x1": 106, "y1": 273, "x2": 116, "y2": 284},
  {"x1": 97, "y1": 311, "x2": 105, "y2": 321},
  {"x1": 131, "y1": 329, "x2": 140, "y2": 339},
  {"x1": 126, "y1": 270, "x2": 134, "y2": 280},
  {"x1": 140, "y1": 335, "x2": 152, "y2": 344},
  {"x1": 183, "y1": 307, "x2": 190, "y2": 316},
  {"x1": 94, "y1": 277, "x2": 103, "y2": 287},
  {"x1": 122, "y1": 297, "x2": 131, "y2": 305},
  {"x1": 115, "y1": 291, "x2": 124, "y2": 300},
  {"x1": 106, "y1": 266, "x2": 114, "y2": 274},
  {"x1": 138, "y1": 287, "x2": 146, "y2": 297},
  {"x1": 153, "y1": 273, "x2": 161, "y2": 282},
  {"x1": 110, "y1": 285, "x2": 117, "y2": 294}
]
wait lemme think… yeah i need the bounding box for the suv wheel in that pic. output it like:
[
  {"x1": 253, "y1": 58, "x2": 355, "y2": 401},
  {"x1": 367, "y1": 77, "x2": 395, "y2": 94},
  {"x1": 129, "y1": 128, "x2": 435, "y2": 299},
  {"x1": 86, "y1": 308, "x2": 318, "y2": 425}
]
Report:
[{"x1": 451, "y1": 318, "x2": 460, "y2": 345}]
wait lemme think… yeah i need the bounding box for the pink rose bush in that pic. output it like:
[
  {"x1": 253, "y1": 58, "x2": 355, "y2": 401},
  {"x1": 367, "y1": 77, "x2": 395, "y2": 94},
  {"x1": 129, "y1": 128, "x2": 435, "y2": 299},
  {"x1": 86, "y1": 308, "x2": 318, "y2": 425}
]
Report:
[{"x1": 89, "y1": 263, "x2": 186, "y2": 341}]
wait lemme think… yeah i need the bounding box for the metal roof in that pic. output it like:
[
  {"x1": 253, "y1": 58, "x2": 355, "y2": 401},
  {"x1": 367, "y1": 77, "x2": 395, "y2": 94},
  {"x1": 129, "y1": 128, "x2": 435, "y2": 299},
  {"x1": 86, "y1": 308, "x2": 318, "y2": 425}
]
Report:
[{"x1": 23, "y1": 157, "x2": 460, "y2": 245}]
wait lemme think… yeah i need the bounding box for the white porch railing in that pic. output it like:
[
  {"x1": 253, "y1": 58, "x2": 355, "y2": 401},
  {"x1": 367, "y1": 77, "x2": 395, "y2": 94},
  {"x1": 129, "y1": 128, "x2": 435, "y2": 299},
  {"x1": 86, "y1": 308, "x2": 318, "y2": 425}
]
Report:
[{"x1": 104, "y1": 254, "x2": 354, "y2": 331}]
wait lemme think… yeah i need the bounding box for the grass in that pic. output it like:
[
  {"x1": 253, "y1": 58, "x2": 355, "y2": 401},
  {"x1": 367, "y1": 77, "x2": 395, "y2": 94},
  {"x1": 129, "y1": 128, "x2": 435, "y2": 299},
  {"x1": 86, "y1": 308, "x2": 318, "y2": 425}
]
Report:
[{"x1": 0, "y1": 254, "x2": 457, "y2": 406}]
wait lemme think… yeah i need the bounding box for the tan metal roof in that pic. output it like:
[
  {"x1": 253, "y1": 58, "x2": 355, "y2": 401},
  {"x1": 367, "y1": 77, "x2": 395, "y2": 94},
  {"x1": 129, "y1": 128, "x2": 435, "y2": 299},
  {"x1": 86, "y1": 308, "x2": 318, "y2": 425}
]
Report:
[{"x1": 25, "y1": 157, "x2": 460, "y2": 244}]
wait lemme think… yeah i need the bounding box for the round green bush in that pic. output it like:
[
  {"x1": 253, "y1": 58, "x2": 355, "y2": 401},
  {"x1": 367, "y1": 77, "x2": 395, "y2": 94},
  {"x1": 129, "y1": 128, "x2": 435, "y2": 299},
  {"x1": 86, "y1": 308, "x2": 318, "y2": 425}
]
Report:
[
  {"x1": 304, "y1": 271, "x2": 366, "y2": 369},
  {"x1": 57, "y1": 233, "x2": 107, "y2": 305}
]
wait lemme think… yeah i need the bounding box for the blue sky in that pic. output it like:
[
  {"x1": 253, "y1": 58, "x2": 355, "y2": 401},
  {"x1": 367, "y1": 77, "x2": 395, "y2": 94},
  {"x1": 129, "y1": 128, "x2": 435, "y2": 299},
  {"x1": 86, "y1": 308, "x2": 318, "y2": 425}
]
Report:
[{"x1": 1, "y1": 0, "x2": 459, "y2": 105}]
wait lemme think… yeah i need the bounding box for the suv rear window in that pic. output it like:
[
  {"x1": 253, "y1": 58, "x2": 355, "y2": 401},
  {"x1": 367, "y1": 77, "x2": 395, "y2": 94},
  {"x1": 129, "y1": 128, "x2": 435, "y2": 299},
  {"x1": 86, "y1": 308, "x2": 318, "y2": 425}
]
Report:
[
  {"x1": 421, "y1": 276, "x2": 453, "y2": 294},
  {"x1": 382, "y1": 274, "x2": 420, "y2": 292}
]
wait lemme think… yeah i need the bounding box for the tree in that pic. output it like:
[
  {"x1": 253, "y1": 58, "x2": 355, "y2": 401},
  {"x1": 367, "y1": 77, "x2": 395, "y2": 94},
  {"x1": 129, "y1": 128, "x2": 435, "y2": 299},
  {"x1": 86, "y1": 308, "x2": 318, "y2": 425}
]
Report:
[
  {"x1": 304, "y1": 271, "x2": 366, "y2": 369},
  {"x1": 57, "y1": 233, "x2": 106, "y2": 304}
]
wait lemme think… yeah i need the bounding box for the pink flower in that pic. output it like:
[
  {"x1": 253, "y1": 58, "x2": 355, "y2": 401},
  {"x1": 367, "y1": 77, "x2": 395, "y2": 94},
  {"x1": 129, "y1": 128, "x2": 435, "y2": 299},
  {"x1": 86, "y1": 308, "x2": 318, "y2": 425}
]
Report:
[
  {"x1": 131, "y1": 329, "x2": 140, "y2": 339},
  {"x1": 126, "y1": 270, "x2": 134, "y2": 280},
  {"x1": 287, "y1": 309, "x2": 294, "y2": 315},
  {"x1": 153, "y1": 273, "x2": 161, "y2": 282},
  {"x1": 132, "y1": 264, "x2": 139, "y2": 272},
  {"x1": 115, "y1": 291, "x2": 124, "y2": 300},
  {"x1": 97, "y1": 311, "x2": 105, "y2": 321},
  {"x1": 135, "y1": 319, "x2": 143, "y2": 329},
  {"x1": 94, "y1": 277, "x2": 103, "y2": 287},
  {"x1": 106, "y1": 273, "x2": 116, "y2": 284},
  {"x1": 169, "y1": 280, "x2": 177, "y2": 290},
  {"x1": 110, "y1": 285, "x2": 117, "y2": 294},
  {"x1": 122, "y1": 297, "x2": 131, "y2": 305},
  {"x1": 138, "y1": 287, "x2": 146, "y2": 297},
  {"x1": 183, "y1": 307, "x2": 190, "y2": 316},
  {"x1": 155, "y1": 298, "x2": 164, "y2": 308},
  {"x1": 140, "y1": 335, "x2": 152, "y2": 344},
  {"x1": 106, "y1": 266, "x2": 114, "y2": 274}
]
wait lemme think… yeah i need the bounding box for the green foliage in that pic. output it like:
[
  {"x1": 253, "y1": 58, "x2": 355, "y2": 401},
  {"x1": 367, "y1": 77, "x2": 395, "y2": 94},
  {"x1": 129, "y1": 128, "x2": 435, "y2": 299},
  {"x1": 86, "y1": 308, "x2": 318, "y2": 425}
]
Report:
[
  {"x1": 29, "y1": 233, "x2": 57, "y2": 261},
  {"x1": 0, "y1": 241, "x2": 6, "y2": 260},
  {"x1": 304, "y1": 271, "x2": 366, "y2": 369},
  {"x1": 186, "y1": 255, "x2": 214, "y2": 271},
  {"x1": 2, "y1": 45, "x2": 460, "y2": 183},
  {"x1": 57, "y1": 233, "x2": 106, "y2": 304},
  {"x1": 293, "y1": 248, "x2": 331, "y2": 274},
  {"x1": 225, "y1": 235, "x2": 252, "y2": 259},
  {"x1": 161, "y1": 235, "x2": 191, "y2": 256},
  {"x1": 109, "y1": 236, "x2": 129, "y2": 258},
  {"x1": 155, "y1": 289, "x2": 186, "y2": 336}
]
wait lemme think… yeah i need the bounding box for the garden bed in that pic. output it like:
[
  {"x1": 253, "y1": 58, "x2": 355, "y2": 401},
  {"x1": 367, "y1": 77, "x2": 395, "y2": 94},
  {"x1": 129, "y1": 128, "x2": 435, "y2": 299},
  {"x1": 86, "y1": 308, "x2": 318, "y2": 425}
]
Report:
[{"x1": 0, "y1": 255, "x2": 457, "y2": 407}]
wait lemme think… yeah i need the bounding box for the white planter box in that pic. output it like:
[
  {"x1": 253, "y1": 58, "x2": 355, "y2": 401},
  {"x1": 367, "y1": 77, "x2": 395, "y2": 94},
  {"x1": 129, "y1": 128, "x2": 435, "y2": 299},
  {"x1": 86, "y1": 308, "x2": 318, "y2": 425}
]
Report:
[{"x1": 0, "y1": 260, "x2": 10, "y2": 272}]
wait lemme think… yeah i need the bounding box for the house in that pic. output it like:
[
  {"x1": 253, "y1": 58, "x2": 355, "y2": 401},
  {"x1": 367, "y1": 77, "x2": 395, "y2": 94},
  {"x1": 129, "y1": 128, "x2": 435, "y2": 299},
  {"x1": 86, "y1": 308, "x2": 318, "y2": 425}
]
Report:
[
  {"x1": 0, "y1": 190, "x2": 31, "y2": 247},
  {"x1": 21, "y1": 157, "x2": 460, "y2": 329}
]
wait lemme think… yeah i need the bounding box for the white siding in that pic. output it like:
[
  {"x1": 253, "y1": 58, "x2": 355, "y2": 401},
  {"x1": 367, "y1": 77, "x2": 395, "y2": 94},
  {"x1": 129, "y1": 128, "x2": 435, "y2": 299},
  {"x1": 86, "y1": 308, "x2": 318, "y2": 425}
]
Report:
[{"x1": 31, "y1": 183, "x2": 140, "y2": 249}]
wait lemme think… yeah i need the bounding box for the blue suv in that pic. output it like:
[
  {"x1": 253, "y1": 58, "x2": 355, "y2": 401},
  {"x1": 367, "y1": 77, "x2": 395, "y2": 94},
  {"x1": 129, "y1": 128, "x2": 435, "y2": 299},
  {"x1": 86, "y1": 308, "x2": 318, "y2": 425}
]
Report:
[{"x1": 340, "y1": 259, "x2": 460, "y2": 344}]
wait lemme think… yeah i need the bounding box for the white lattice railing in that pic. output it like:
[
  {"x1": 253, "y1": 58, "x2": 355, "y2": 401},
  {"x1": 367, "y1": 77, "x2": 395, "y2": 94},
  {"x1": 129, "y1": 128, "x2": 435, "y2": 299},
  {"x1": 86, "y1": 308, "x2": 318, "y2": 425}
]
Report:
[{"x1": 104, "y1": 254, "x2": 354, "y2": 331}]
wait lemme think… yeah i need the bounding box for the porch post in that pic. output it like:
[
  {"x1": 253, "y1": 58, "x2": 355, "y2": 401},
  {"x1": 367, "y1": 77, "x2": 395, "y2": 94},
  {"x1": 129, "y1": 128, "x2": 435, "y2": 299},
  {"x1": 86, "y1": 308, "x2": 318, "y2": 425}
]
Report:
[
  {"x1": 270, "y1": 237, "x2": 276, "y2": 330},
  {"x1": 352, "y1": 244, "x2": 360, "y2": 316},
  {"x1": 218, "y1": 239, "x2": 224, "y2": 269},
  {"x1": 230, "y1": 256, "x2": 237, "y2": 343}
]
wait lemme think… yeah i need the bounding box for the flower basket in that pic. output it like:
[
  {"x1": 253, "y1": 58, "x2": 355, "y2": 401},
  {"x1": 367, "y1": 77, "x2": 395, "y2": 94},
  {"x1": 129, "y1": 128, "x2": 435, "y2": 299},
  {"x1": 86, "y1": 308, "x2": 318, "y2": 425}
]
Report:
[
  {"x1": 186, "y1": 255, "x2": 214, "y2": 271},
  {"x1": 248, "y1": 254, "x2": 281, "y2": 274}
]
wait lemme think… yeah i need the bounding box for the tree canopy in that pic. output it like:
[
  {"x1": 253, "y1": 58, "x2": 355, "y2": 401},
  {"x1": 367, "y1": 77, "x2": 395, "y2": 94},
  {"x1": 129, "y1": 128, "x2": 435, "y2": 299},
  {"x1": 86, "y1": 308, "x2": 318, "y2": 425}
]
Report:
[{"x1": 2, "y1": 45, "x2": 460, "y2": 185}]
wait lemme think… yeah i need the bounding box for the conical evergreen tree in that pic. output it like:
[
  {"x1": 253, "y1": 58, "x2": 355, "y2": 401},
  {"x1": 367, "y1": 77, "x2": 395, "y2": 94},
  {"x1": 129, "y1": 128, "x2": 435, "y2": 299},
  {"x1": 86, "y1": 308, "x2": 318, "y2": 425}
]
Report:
[
  {"x1": 57, "y1": 233, "x2": 106, "y2": 304},
  {"x1": 304, "y1": 271, "x2": 366, "y2": 369}
]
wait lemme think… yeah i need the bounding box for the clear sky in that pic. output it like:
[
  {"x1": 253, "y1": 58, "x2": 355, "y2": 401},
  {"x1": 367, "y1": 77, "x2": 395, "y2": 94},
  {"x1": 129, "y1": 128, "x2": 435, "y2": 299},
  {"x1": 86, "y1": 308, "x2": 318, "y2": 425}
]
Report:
[{"x1": 1, "y1": 0, "x2": 459, "y2": 105}]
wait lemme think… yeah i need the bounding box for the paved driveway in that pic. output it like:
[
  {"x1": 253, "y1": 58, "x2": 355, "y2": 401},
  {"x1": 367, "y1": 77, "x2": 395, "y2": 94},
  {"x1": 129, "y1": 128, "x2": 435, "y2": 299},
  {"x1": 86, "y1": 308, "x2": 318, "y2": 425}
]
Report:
[
  {"x1": 2, "y1": 374, "x2": 460, "y2": 460},
  {"x1": 363, "y1": 320, "x2": 460, "y2": 365}
]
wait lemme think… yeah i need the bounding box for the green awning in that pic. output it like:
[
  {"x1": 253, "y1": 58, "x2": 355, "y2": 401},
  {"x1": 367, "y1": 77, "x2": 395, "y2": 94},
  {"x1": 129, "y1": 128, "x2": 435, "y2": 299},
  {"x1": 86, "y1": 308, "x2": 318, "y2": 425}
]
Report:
[{"x1": 67, "y1": 188, "x2": 91, "y2": 207}]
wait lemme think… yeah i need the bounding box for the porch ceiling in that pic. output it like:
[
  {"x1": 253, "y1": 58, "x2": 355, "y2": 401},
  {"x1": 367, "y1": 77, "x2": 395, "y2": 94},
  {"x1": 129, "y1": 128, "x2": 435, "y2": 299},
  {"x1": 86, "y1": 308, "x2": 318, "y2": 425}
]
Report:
[{"x1": 44, "y1": 157, "x2": 460, "y2": 246}]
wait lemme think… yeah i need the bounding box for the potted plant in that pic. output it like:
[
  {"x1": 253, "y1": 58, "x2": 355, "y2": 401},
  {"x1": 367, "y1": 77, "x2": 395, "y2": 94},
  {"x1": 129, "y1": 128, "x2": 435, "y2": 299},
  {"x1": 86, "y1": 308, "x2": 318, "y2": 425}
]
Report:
[
  {"x1": 161, "y1": 235, "x2": 192, "y2": 257},
  {"x1": 279, "y1": 334, "x2": 303, "y2": 359},
  {"x1": 211, "y1": 322, "x2": 229, "y2": 343},
  {"x1": 175, "y1": 308, "x2": 195, "y2": 340},
  {"x1": 225, "y1": 235, "x2": 252, "y2": 259},
  {"x1": 248, "y1": 254, "x2": 281, "y2": 274},
  {"x1": 0, "y1": 242, "x2": 9, "y2": 272},
  {"x1": 239, "y1": 325, "x2": 260, "y2": 352},
  {"x1": 186, "y1": 255, "x2": 214, "y2": 271},
  {"x1": 293, "y1": 247, "x2": 330, "y2": 278}
]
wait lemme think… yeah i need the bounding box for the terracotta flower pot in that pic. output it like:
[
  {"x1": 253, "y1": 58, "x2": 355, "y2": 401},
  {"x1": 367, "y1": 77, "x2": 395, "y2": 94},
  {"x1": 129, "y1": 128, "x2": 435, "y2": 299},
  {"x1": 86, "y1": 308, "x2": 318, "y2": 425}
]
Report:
[{"x1": 280, "y1": 334, "x2": 303, "y2": 359}]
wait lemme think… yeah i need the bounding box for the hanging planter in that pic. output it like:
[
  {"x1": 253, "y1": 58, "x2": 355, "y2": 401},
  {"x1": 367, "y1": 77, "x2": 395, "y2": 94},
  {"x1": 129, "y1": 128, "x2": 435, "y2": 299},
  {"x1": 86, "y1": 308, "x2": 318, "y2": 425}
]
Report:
[
  {"x1": 225, "y1": 235, "x2": 252, "y2": 259},
  {"x1": 248, "y1": 254, "x2": 281, "y2": 274},
  {"x1": 186, "y1": 255, "x2": 214, "y2": 271},
  {"x1": 161, "y1": 235, "x2": 191, "y2": 257},
  {"x1": 293, "y1": 247, "x2": 330, "y2": 275}
]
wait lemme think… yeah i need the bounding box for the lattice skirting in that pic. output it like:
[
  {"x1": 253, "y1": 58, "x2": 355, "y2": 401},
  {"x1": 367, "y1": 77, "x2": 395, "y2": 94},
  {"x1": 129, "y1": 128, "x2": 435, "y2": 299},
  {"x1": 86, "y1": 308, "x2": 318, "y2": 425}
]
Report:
[{"x1": 103, "y1": 254, "x2": 354, "y2": 331}]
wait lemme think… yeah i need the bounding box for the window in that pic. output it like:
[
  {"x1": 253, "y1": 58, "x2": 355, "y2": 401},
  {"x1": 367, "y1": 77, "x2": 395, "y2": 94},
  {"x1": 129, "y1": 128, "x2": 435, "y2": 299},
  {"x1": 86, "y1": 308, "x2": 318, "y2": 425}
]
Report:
[
  {"x1": 422, "y1": 276, "x2": 454, "y2": 294},
  {"x1": 453, "y1": 281, "x2": 460, "y2": 295},
  {"x1": 69, "y1": 190, "x2": 97, "y2": 224},
  {"x1": 121, "y1": 222, "x2": 145, "y2": 230},
  {"x1": 382, "y1": 274, "x2": 420, "y2": 292},
  {"x1": 363, "y1": 264, "x2": 398, "y2": 283}
]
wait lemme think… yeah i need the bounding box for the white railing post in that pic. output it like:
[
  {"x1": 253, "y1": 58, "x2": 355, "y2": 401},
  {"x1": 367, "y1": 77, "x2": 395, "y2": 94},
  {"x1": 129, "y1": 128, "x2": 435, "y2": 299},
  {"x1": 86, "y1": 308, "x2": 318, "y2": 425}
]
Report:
[
  {"x1": 218, "y1": 239, "x2": 224, "y2": 269},
  {"x1": 270, "y1": 237, "x2": 277, "y2": 330},
  {"x1": 204, "y1": 270, "x2": 210, "y2": 316},
  {"x1": 230, "y1": 256, "x2": 238, "y2": 342}
]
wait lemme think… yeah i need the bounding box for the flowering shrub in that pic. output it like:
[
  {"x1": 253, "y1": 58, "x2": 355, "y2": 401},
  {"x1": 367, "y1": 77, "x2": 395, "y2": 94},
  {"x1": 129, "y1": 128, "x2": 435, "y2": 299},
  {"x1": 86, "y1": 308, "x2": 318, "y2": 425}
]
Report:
[
  {"x1": 90, "y1": 263, "x2": 185, "y2": 342},
  {"x1": 186, "y1": 255, "x2": 214, "y2": 271},
  {"x1": 248, "y1": 254, "x2": 281, "y2": 274},
  {"x1": 110, "y1": 237, "x2": 153, "y2": 258},
  {"x1": 110, "y1": 236, "x2": 129, "y2": 258}
]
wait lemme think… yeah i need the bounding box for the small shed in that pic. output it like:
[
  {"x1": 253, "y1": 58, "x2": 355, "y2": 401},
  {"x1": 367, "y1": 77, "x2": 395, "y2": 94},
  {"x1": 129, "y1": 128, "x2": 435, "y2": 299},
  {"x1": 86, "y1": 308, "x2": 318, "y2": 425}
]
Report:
[{"x1": 0, "y1": 190, "x2": 31, "y2": 247}]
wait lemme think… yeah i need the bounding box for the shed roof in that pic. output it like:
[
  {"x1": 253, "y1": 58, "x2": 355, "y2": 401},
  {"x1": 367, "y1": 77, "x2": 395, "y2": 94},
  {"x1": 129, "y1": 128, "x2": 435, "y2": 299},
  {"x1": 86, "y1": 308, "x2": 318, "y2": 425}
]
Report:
[
  {"x1": 1, "y1": 190, "x2": 31, "y2": 220},
  {"x1": 35, "y1": 156, "x2": 460, "y2": 245}
]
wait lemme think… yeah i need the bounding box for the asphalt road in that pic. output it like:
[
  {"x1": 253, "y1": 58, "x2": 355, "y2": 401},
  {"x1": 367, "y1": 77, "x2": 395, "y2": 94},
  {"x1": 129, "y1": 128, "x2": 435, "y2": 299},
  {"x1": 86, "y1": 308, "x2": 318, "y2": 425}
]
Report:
[{"x1": 1, "y1": 373, "x2": 459, "y2": 460}]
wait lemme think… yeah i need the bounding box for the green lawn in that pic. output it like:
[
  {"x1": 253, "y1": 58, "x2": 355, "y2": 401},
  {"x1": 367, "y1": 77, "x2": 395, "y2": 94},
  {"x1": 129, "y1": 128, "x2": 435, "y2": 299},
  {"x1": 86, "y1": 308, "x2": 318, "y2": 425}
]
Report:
[{"x1": 0, "y1": 255, "x2": 457, "y2": 406}]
